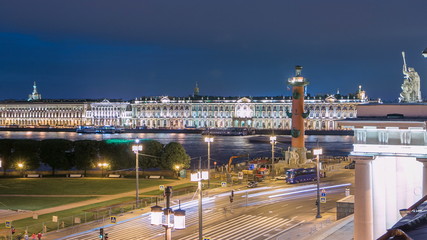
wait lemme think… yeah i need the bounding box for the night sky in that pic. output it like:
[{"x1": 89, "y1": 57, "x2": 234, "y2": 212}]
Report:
[{"x1": 0, "y1": 0, "x2": 426, "y2": 101}]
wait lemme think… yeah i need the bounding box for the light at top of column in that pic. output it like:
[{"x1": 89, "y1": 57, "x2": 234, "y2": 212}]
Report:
[
  {"x1": 204, "y1": 136, "x2": 214, "y2": 143},
  {"x1": 150, "y1": 205, "x2": 163, "y2": 225},
  {"x1": 174, "y1": 209, "x2": 186, "y2": 229}
]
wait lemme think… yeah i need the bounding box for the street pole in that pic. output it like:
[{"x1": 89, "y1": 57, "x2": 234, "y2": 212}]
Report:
[
  {"x1": 207, "y1": 140, "x2": 211, "y2": 188},
  {"x1": 204, "y1": 136, "x2": 213, "y2": 189},
  {"x1": 198, "y1": 157, "x2": 203, "y2": 240},
  {"x1": 270, "y1": 136, "x2": 276, "y2": 177},
  {"x1": 135, "y1": 150, "x2": 139, "y2": 208},
  {"x1": 271, "y1": 141, "x2": 275, "y2": 176},
  {"x1": 316, "y1": 153, "x2": 322, "y2": 218},
  {"x1": 164, "y1": 186, "x2": 172, "y2": 240},
  {"x1": 132, "y1": 142, "x2": 142, "y2": 209}
]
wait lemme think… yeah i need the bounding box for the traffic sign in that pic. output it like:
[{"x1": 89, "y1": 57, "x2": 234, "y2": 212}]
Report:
[
  {"x1": 110, "y1": 216, "x2": 117, "y2": 224},
  {"x1": 159, "y1": 185, "x2": 165, "y2": 191},
  {"x1": 5, "y1": 221, "x2": 11, "y2": 228},
  {"x1": 321, "y1": 193, "x2": 326, "y2": 197},
  {"x1": 221, "y1": 182, "x2": 227, "y2": 187},
  {"x1": 203, "y1": 238, "x2": 210, "y2": 240},
  {"x1": 321, "y1": 189, "x2": 326, "y2": 194},
  {"x1": 320, "y1": 197, "x2": 326, "y2": 203}
]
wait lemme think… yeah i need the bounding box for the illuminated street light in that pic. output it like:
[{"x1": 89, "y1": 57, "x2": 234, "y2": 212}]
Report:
[
  {"x1": 204, "y1": 136, "x2": 214, "y2": 188},
  {"x1": 132, "y1": 139, "x2": 143, "y2": 208},
  {"x1": 191, "y1": 164, "x2": 209, "y2": 240},
  {"x1": 17, "y1": 162, "x2": 24, "y2": 177},
  {"x1": 97, "y1": 162, "x2": 109, "y2": 178},
  {"x1": 270, "y1": 135, "x2": 277, "y2": 176},
  {"x1": 313, "y1": 148, "x2": 323, "y2": 218},
  {"x1": 175, "y1": 165, "x2": 181, "y2": 178},
  {"x1": 150, "y1": 186, "x2": 186, "y2": 240}
]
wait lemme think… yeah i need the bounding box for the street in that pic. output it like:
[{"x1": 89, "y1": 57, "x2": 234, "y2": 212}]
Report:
[{"x1": 57, "y1": 169, "x2": 354, "y2": 240}]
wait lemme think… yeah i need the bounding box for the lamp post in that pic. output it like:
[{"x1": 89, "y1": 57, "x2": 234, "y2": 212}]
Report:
[
  {"x1": 132, "y1": 140, "x2": 143, "y2": 208},
  {"x1": 150, "y1": 186, "x2": 186, "y2": 240},
  {"x1": 204, "y1": 136, "x2": 214, "y2": 188},
  {"x1": 191, "y1": 159, "x2": 209, "y2": 240},
  {"x1": 270, "y1": 136, "x2": 277, "y2": 176},
  {"x1": 313, "y1": 148, "x2": 323, "y2": 218},
  {"x1": 97, "y1": 162, "x2": 108, "y2": 178},
  {"x1": 17, "y1": 163, "x2": 24, "y2": 177},
  {"x1": 175, "y1": 165, "x2": 180, "y2": 178}
]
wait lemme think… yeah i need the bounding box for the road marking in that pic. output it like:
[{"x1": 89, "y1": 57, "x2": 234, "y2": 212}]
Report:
[
  {"x1": 264, "y1": 220, "x2": 306, "y2": 240},
  {"x1": 312, "y1": 207, "x2": 317, "y2": 211},
  {"x1": 295, "y1": 206, "x2": 303, "y2": 209}
]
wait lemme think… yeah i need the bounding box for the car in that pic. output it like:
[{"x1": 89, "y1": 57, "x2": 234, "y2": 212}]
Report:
[
  {"x1": 275, "y1": 175, "x2": 287, "y2": 180},
  {"x1": 345, "y1": 161, "x2": 355, "y2": 169},
  {"x1": 247, "y1": 181, "x2": 258, "y2": 188}
]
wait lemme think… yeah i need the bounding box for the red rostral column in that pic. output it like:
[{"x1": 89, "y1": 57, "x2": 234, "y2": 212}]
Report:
[{"x1": 287, "y1": 66, "x2": 309, "y2": 163}]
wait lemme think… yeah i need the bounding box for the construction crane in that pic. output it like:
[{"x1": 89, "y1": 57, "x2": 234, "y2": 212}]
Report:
[{"x1": 228, "y1": 154, "x2": 249, "y2": 173}]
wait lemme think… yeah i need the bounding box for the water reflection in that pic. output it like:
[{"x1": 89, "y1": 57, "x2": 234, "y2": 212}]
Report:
[{"x1": 0, "y1": 132, "x2": 353, "y2": 167}]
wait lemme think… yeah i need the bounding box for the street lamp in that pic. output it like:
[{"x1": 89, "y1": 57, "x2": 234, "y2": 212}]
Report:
[
  {"x1": 270, "y1": 136, "x2": 277, "y2": 176},
  {"x1": 204, "y1": 136, "x2": 214, "y2": 188},
  {"x1": 132, "y1": 140, "x2": 143, "y2": 208},
  {"x1": 313, "y1": 148, "x2": 323, "y2": 218},
  {"x1": 17, "y1": 163, "x2": 24, "y2": 177},
  {"x1": 150, "y1": 186, "x2": 186, "y2": 240},
  {"x1": 97, "y1": 162, "x2": 109, "y2": 178},
  {"x1": 175, "y1": 165, "x2": 180, "y2": 178},
  {"x1": 191, "y1": 166, "x2": 209, "y2": 240}
]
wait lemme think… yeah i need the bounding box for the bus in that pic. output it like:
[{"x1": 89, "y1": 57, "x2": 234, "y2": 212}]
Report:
[{"x1": 285, "y1": 168, "x2": 317, "y2": 184}]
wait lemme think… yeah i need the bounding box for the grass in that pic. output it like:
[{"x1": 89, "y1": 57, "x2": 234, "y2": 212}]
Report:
[
  {"x1": 0, "y1": 197, "x2": 95, "y2": 211},
  {"x1": 0, "y1": 196, "x2": 138, "y2": 237},
  {"x1": 142, "y1": 182, "x2": 198, "y2": 195},
  {"x1": 0, "y1": 178, "x2": 170, "y2": 195}
]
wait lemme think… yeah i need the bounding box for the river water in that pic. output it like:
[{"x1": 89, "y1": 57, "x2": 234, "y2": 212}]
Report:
[{"x1": 0, "y1": 132, "x2": 354, "y2": 167}]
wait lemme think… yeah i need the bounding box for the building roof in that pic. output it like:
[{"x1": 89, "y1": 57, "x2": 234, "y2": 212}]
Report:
[{"x1": 380, "y1": 195, "x2": 427, "y2": 239}]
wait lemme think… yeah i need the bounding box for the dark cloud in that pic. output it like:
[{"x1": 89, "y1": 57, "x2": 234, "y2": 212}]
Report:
[{"x1": 0, "y1": 0, "x2": 426, "y2": 100}]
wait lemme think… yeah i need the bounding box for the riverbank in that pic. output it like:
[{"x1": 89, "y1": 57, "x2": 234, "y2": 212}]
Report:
[{"x1": 0, "y1": 127, "x2": 353, "y2": 136}]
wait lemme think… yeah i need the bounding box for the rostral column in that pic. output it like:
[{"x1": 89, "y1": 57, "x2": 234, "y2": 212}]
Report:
[{"x1": 287, "y1": 66, "x2": 309, "y2": 164}]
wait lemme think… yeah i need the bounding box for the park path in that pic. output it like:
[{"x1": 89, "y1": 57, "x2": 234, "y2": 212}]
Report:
[{"x1": 0, "y1": 178, "x2": 190, "y2": 223}]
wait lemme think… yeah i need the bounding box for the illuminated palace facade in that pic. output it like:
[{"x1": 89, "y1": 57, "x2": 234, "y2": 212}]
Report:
[
  {"x1": 0, "y1": 96, "x2": 367, "y2": 130},
  {"x1": 0, "y1": 82, "x2": 368, "y2": 130}
]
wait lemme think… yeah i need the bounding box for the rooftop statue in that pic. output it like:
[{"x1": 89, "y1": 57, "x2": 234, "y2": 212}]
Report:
[{"x1": 399, "y1": 51, "x2": 422, "y2": 103}]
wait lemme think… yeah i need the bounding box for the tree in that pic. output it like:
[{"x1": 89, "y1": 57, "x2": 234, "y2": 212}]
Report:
[
  {"x1": 140, "y1": 140, "x2": 163, "y2": 169},
  {"x1": 12, "y1": 140, "x2": 40, "y2": 170},
  {"x1": 0, "y1": 139, "x2": 15, "y2": 175},
  {"x1": 98, "y1": 141, "x2": 133, "y2": 170},
  {"x1": 39, "y1": 139, "x2": 73, "y2": 175},
  {"x1": 73, "y1": 140, "x2": 99, "y2": 175},
  {"x1": 160, "y1": 142, "x2": 190, "y2": 170}
]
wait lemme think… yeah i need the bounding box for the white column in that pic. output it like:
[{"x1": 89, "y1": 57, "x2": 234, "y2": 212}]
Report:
[
  {"x1": 353, "y1": 156, "x2": 374, "y2": 240},
  {"x1": 417, "y1": 158, "x2": 427, "y2": 196},
  {"x1": 372, "y1": 156, "x2": 387, "y2": 238}
]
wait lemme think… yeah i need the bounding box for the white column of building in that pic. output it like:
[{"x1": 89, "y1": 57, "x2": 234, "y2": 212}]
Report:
[
  {"x1": 416, "y1": 158, "x2": 427, "y2": 196},
  {"x1": 353, "y1": 156, "x2": 374, "y2": 240},
  {"x1": 371, "y1": 156, "x2": 388, "y2": 238}
]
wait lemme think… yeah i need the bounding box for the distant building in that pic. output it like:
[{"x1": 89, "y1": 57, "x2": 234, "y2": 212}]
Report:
[
  {"x1": 28, "y1": 81, "x2": 42, "y2": 101},
  {"x1": 0, "y1": 84, "x2": 369, "y2": 129}
]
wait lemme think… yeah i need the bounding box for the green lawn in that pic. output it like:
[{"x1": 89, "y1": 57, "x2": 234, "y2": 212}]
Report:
[
  {"x1": 0, "y1": 178, "x2": 170, "y2": 195},
  {"x1": 0, "y1": 197, "x2": 138, "y2": 236},
  {"x1": 142, "y1": 182, "x2": 197, "y2": 195},
  {"x1": 0, "y1": 196, "x2": 95, "y2": 211}
]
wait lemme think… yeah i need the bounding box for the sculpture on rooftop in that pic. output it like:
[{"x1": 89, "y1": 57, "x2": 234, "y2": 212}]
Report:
[{"x1": 399, "y1": 51, "x2": 422, "y2": 103}]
